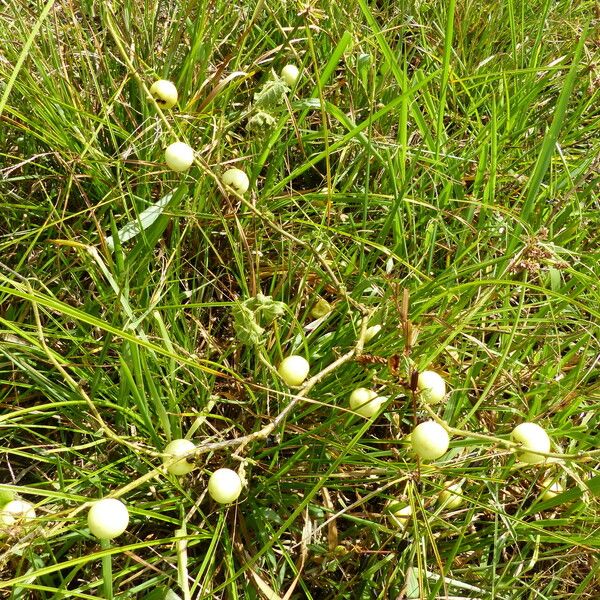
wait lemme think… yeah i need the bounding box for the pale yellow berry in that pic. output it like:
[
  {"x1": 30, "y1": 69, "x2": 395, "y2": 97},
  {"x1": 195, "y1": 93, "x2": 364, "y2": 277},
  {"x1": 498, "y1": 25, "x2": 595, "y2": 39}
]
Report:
[
  {"x1": 149, "y1": 80, "x2": 178, "y2": 109},
  {"x1": 438, "y1": 483, "x2": 463, "y2": 509},
  {"x1": 387, "y1": 502, "x2": 412, "y2": 529},
  {"x1": 281, "y1": 64, "x2": 300, "y2": 87},
  {"x1": 163, "y1": 439, "x2": 196, "y2": 475},
  {"x1": 511, "y1": 423, "x2": 550, "y2": 464},
  {"x1": 417, "y1": 370, "x2": 446, "y2": 404},
  {"x1": 222, "y1": 168, "x2": 250, "y2": 194},
  {"x1": 349, "y1": 388, "x2": 387, "y2": 418},
  {"x1": 208, "y1": 468, "x2": 242, "y2": 504},
  {"x1": 277, "y1": 355, "x2": 310, "y2": 386},
  {"x1": 411, "y1": 421, "x2": 450, "y2": 460},
  {"x1": 0, "y1": 500, "x2": 36, "y2": 528},
  {"x1": 87, "y1": 498, "x2": 129, "y2": 540},
  {"x1": 165, "y1": 142, "x2": 194, "y2": 172}
]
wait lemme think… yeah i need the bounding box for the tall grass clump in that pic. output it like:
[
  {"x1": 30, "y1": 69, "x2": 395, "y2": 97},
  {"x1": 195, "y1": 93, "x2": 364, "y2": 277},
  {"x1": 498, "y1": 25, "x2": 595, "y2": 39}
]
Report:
[{"x1": 1, "y1": 0, "x2": 599, "y2": 598}]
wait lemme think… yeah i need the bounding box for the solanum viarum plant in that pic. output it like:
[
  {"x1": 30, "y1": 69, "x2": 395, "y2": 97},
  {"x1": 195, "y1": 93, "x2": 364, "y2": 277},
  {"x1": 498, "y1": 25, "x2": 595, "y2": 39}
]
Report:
[
  {"x1": 411, "y1": 420, "x2": 450, "y2": 460},
  {"x1": 87, "y1": 498, "x2": 129, "y2": 540},
  {"x1": 277, "y1": 355, "x2": 310, "y2": 386},
  {"x1": 417, "y1": 370, "x2": 446, "y2": 404},
  {"x1": 511, "y1": 422, "x2": 550, "y2": 464},
  {"x1": 208, "y1": 468, "x2": 242, "y2": 504},
  {"x1": 165, "y1": 142, "x2": 194, "y2": 172},
  {"x1": 221, "y1": 168, "x2": 250, "y2": 194},
  {"x1": 149, "y1": 80, "x2": 178, "y2": 109},
  {"x1": 163, "y1": 439, "x2": 196, "y2": 475},
  {"x1": 349, "y1": 388, "x2": 387, "y2": 418}
]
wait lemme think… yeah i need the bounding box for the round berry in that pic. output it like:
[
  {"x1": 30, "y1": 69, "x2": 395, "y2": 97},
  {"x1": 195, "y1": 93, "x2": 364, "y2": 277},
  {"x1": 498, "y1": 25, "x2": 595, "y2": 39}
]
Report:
[
  {"x1": 165, "y1": 142, "x2": 194, "y2": 172},
  {"x1": 417, "y1": 370, "x2": 446, "y2": 404},
  {"x1": 208, "y1": 468, "x2": 242, "y2": 504},
  {"x1": 411, "y1": 421, "x2": 450, "y2": 460},
  {"x1": 511, "y1": 422, "x2": 550, "y2": 464},
  {"x1": 0, "y1": 500, "x2": 36, "y2": 528},
  {"x1": 163, "y1": 439, "x2": 196, "y2": 475},
  {"x1": 149, "y1": 80, "x2": 178, "y2": 109},
  {"x1": 277, "y1": 355, "x2": 310, "y2": 387},
  {"x1": 438, "y1": 482, "x2": 463, "y2": 509},
  {"x1": 87, "y1": 498, "x2": 129, "y2": 540},
  {"x1": 349, "y1": 388, "x2": 387, "y2": 418},
  {"x1": 281, "y1": 64, "x2": 300, "y2": 87},
  {"x1": 221, "y1": 168, "x2": 250, "y2": 194},
  {"x1": 387, "y1": 501, "x2": 412, "y2": 529}
]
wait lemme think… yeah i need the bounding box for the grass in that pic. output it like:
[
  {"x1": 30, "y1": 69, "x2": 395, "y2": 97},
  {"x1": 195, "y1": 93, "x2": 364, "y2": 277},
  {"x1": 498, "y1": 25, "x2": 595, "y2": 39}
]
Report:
[{"x1": 0, "y1": 0, "x2": 599, "y2": 598}]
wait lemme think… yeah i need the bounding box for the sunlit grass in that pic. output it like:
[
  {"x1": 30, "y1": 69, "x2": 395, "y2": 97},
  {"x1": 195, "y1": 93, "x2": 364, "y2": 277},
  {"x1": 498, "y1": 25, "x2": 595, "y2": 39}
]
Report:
[{"x1": 1, "y1": 0, "x2": 599, "y2": 598}]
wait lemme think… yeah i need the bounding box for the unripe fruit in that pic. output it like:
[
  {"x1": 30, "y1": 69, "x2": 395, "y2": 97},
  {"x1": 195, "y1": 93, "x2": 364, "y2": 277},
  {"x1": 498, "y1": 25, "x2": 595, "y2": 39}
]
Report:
[
  {"x1": 387, "y1": 502, "x2": 412, "y2": 529},
  {"x1": 281, "y1": 64, "x2": 300, "y2": 87},
  {"x1": 511, "y1": 422, "x2": 550, "y2": 464},
  {"x1": 221, "y1": 168, "x2": 250, "y2": 194},
  {"x1": 277, "y1": 355, "x2": 310, "y2": 386},
  {"x1": 540, "y1": 477, "x2": 563, "y2": 501},
  {"x1": 0, "y1": 500, "x2": 36, "y2": 527},
  {"x1": 349, "y1": 388, "x2": 387, "y2": 418},
  {"x1": 163, "y1": 439, "x2": 196, "y2": 475},
  {"x1": 411, "y1": 421, "x2": 450, "y2": 460},
  {"x1": 310, "y1": 297, "x2": 331, "y2": 319},
  {"x1": 364, "y1": 324, "x2": 381, "y2": 343},
  {"x1": 417, "y1": 370, "x2": 446, "y2": 404},
  {"x1": 438, "y1": 483, "x2": 463, "y2": 509},
  {"x1": 208, "y1": 468, "x2": 242, "y2": 504},
  {"x1": 149, "y1": 79, "x2": 178, "y2": 109},
  {"x1": 87, "y1": 498, "x2": 129, "y2": 540},
  {"x1": 165, "y1": 142, "x2": 194, "y2": 172}
]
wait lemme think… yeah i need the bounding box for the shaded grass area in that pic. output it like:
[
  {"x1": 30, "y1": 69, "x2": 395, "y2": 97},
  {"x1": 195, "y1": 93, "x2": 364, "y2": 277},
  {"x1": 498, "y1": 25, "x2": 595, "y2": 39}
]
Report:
[{"x1": 1, "y1": 0, "x2": 599, "y2": 598}]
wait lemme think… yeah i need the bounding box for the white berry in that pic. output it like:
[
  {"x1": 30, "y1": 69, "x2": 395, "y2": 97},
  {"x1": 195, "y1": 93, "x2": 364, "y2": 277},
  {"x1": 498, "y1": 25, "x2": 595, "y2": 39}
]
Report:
[
  {"x1": 221, "y1": 168, "x2": 250, "y2": 194},
  {"x1": 163, "y1": 439, "x2": 196, "y2": 475},
  {"x1": 277, "y1": 355, "x2": 310, "y2": 386},
  {"x1": 149, "y1": 79, "x2": 178, "y2": 109},
  {"x1": 364, "y1": 324, "x2": 381, "y2": 342},
  {"x1": 349, "y1": 388, "x2": 386, "y2": 418},
  {"x1": 281, "y1": 64, "x2": 300, "y2": 87},
  {"x1": 87, "y1": 498, "x2": 129, "y2": 540},
  {"x1": 411, "y1": 421, "x2": 450, "y2": 460},
  {"x1": 208, "y1": 468, "x2": 242, "y2": 504},
  {"x1": 511, "y1": 422, "x2": 550, "y2": 464},
  {"x1": 539, "y1": 477, "x2": 563, "y2": 501},
  {"x1": 438, "y1": 482, "x2": 463, "y2": 509},
  {"x1": 0, "y1": 500, "x2": 36, "y2": 527},
  {"x1": 387, "y1": 501, "x2": 412, "y2": 529},
  {"x1": 165, "y1": 142, "x2": 194, "y2": 172},
  {"x1": 417, "y1": 370, "x2": 446, "y2": 404}
]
